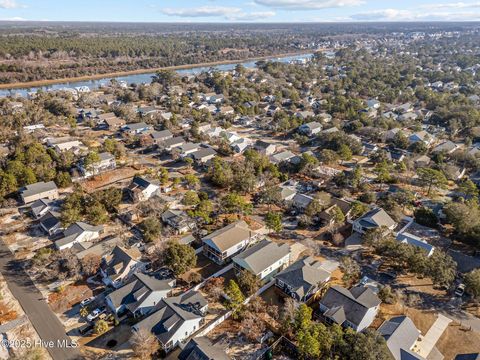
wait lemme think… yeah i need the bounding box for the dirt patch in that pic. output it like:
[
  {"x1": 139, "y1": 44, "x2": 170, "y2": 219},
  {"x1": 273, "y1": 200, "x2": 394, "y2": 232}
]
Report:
[
  {"x1": 437, "y1": 323, "x2": 480, "y2": 360},
  {"x1": 0, "y1": 302, "x2": 18, "y2": 324},
  {"x1": 48, "y1": 283, "x2": 93, "y2": 313},
  {"x1": 375, "y1": 303, "x2": 437, "y2": 335},
  {"x1": 80, "y1": 167, "x2": 139, "y2": 192}
]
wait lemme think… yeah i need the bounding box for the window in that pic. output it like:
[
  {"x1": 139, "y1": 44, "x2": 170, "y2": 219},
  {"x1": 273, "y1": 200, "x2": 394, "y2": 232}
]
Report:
[{"x1": 277, "y1": 280, "x2": 284, "y2": 287}]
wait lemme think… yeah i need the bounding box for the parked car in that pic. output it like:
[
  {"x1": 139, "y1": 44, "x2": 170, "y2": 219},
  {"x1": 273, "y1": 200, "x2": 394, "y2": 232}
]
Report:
[
  {"x1": 80, "y1": 296, "x2": 95, "y2": 307},
  {"x1": 454, "y1": 283, "x2": 466, "y2": 297},
  {"x1": 87, "y1": 308, "x2": 106, "y2": 322}
]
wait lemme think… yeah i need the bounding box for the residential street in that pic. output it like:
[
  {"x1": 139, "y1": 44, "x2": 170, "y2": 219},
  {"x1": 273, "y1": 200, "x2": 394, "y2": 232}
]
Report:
[{"x1": 0, "y1": 242, "x2": 82, "y2": 360}]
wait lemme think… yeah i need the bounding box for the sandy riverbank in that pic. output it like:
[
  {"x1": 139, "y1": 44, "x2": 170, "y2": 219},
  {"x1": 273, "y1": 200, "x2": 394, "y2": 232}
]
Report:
[{"x1": 0, "y1": 50, "x2": 315, "y2": 90}]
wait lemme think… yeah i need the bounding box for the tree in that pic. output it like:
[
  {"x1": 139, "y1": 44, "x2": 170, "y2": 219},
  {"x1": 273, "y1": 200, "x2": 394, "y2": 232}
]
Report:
[
  {"x1": 417, "y1": 168, "x2": 448, "y2": 196},
  {"x1": 378, "y1": 285, "x2": 397, "y2": 304},
  {"x1": 348, "y1": 329, "x2": 392, "y2": 360},
  {"x1": 340, "y1": 256, "x2": 361, "y2": 287},
  {"x1": 464, "y1": 269, "x2": 480, "y2": 300},
  {"x1": 81, "y1": 254, "x2": 101, "y2": 277},
  {"x1": 203, "y1": 277, "x2": 224, "y2": 301},
  {"x1": 338, "y1": 144, "x2": 352, "y2": 162},
  {"x1": 427, "y1": 250, "x2": 456, "y2": 287},
  {"x1": 139, "y1": 217, "x2": 162, "y2": 242},
  {"x1": 163, "y1": 242, "x2": 197, "y2": 276},
  {"x1": 414, "y1": 207, "x2": 437, "y2": 228},
  {"x1": 94, "y1": 319, "x2": 109, "y2": 335},
  {"x1": 84, "y1": 151, "x2": 101, "y2": 176},
  {"x1": 221, "y1": 193, "x2": 252, "y2": 215},
  {"x1": 55, "y1": 171, "x2": 71, "y2": 188},
  {"x1": 225, "y1": 279, "x2": 245, "y2": 318},
  {"x1": 79, "y1": 306, "x2": 89, "y2": 318},
  {"x1": 294, "y1": 303, "x2": 312, "y2": 333},
  {"x1": 458, "y1": 179, "x2": 479, "y2": 198},
  {"x1": 86, "y1": 202, "x2": 109, "y2": 225},
  {"x1": 351, "y1": 201, "x2": 368, "y2": 218},
  {"x1": 130, "y1": 328, "x2": 160, "y2": 359},
  {"x1": 237, "y1": 269, "x2": 260, "y2": 296},
  {"x1": 241, "y1": 311, "x2": 266, "y2": 342},
  {"x1": 265, "y1": 211, "x2": 283, "y2": 233},
  {"x1": 184, "y1": 174, "x2": 199, "y2": 188},
  {"x1": 183, "y1": 190, "x2": 200, "y2": 206},
  {"x1": 186, "y1": 272, "x2": 202, "y2": 286}
]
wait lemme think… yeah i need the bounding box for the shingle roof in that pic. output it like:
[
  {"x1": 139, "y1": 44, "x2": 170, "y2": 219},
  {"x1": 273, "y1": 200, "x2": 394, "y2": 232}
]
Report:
[
  {"x1": 233, "y1": 239, "x2": 290, "y2": 276},
  {"x1": 275, "y1": 256, "x2": 331, "y2": 299},
  {"x1": 202, "y1": 220, "x2": 254, "y2": 252},
  {"x1": 21, "y1": 181, "x2": 57, "y2": 198},
  {"x1": 357, "y1": 208, "x2": 396, "y2": 229},
  {"x1": 378, "y1": 316, "x2": 420, "y2": 360},
  {"x1": 179, "y1": 337, "x2": 230, "y2": 360}
]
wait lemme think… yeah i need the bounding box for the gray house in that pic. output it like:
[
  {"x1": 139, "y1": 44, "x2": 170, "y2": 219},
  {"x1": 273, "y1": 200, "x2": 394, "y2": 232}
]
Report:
[
  {"x1": 275, "y1": 256, "x2": 331, "y2": 302},
  {"x1": 106, "y1": 272, "x2": 175, "y2": 317},
  {"x1": 233, "y1": 239, "x2": 291, "y2": 281},
  {"x1": 318, "y1": 285, "x2": 381, "y2": 332},
  {"x1": 352, "y1": 207, "x2": 397, "y2": 234},
  {"x1": 132, "y1": 291, "x2": 208, "y2": 353},
  {"x1": 179, "y1": 337, "x2": 230, "y2": 360},
  {"x1": 378, "y1": 316, "x2": 422, "y2": 360},
  {"x1": 20, "y1": 181, "x2": 59, "y2": 204}
]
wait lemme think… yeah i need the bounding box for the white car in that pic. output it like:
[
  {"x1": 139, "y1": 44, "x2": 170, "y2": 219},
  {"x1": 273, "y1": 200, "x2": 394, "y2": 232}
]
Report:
[
  {"x1": 80, "y1": 296, "x2": 95, "y2": 307},
  {"x1": 454, "y1": 284, "x2": 466, "y2": 297},
  {"x1": 86, "y1": 308, "x2": 105, "y2": 322}
]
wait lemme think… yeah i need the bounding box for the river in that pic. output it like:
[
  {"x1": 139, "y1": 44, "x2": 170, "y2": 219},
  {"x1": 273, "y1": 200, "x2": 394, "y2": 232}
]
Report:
[{"x1": 0, "y1": 53, "x2": 317, "y2": 98}]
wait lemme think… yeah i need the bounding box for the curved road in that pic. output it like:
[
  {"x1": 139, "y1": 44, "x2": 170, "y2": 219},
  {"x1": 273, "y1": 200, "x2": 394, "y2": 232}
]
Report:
[{"x1": 0, "y1": 243, "x2": 82, "y2": 360}]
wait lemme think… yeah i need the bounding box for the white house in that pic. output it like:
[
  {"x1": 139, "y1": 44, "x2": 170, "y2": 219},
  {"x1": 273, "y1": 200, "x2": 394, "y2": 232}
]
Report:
[
  {"x1": 132, "y1": 291, "x2": 208, "y2": 353},
  {"x1": 54, "y1": 222, "x2": 103, "y2": 250},
  {"x1": 78, "y1": 152, "x2": 116, "y2": 178},
  {"x1": 101, "y1": 246, "x2": 144, "y2": 288},
  {"x1": 319, "y1": 285, "x2": 381, "y2": 332},
  {"x1": 298, "y1": 121, "x2": 322, "y2": 136},
  {"x1": 127, "y1": 177, "x2": 160, "y2": 202},
  {"x1": 106, "y1": 272, "x2": 175, "y2": 317},
  {"x1": 202, "y1": 220, "x2": 259, "y2": 264},
  {"x1": 233, "y1": 239, "x2": 291, "y2": 281},
  {"x1": 20, "y1": 181, "x2": 59, "y2": 204}
]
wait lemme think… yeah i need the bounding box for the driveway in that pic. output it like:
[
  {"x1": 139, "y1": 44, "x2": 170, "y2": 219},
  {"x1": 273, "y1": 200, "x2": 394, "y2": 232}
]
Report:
[
  {"x1": 0, "y1": 242, "x2": 82, "y2": 360},
  {"x1": 414, "y1": 314, "x2": 451, "y2": 358}
]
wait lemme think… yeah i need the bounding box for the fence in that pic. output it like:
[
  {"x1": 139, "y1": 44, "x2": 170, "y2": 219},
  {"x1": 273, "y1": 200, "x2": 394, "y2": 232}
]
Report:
[{"x1": 192, "y1": 263, "x2": 234, "y2": 291}]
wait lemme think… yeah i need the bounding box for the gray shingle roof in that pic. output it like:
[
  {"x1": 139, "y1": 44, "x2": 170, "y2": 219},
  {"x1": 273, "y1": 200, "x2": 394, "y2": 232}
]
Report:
[
  {"x1": 202, "y1": 220, "x2": 254, "y2": 252},
  {"x1": 378, "y1": 316, "x2": 420, "y2": 360},
  {"x1": 21, "y1": 181, "x2": 57, "y2": 198},
  {"x1": 233, "y1": 239, "x2": 290, "y2": 276}
]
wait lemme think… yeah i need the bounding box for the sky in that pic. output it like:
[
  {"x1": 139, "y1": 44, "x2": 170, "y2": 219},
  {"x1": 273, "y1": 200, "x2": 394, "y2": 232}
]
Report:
[{"x1": 1, "y1": 0, "x2": 480, "y2": 23}]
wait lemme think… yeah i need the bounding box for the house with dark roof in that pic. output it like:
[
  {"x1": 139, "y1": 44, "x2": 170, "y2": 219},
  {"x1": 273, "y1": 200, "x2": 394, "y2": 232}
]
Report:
[
  {"x1": 233, "y1": 239, "x2": 291, "y2": 281},
  {"x1": 101, "y1": 246, "x2": 144, "y2": 288},
  {"x1": 161, "y1": 209, "x2": 196, "y2": 234},
  {"x1": 254, "y1": 140, "x2": 276, "y2": 156},
  {"x1": 20, "y1": 181, "x2": 59, "y2": 204},
  {"x1": 126, "y1": 176, "x2": 160, "y2": 202},
  {"x1": 318, "y1": 285, "x2": 381, "y2": 332},
  {"x1": 132, "y1": 291, "x2": 208, "y2": 353},
  {"x1": 30, "y1": 198, "x2": 52, "y2": 219},
  {"x1": 121, "y1": 122, "x2": 151, "y2": 135},
  {"x1": 150, "y1": 129, "x2": 173, "y2": 144},
  {"x1": 179, "y1": 337, "x2": 230, "y2": 360},
  {"x1": 275, "y1": 256, "x2": 331, "y2": 302},
  {"x1": 202, "y1": 220, "x2": 259, "y2": 265},
  {"x1": 189, "y1": 147, "x2": 217, "y2": 164},
  {"x1": 378, "y1": 316, "x2": 422, "y2": 360},
  {"x1": 106, "y1": 272, "x2": 175, "y2": 317},
  {"x1": 160, "y1": 136, "x2": 186, "y2": 151},
  {"x1": 352, "y1": 207, "x2": 397, "y2": 234},
  {"x1": 39, "y1": 211, "x2": 62, "y2": 236},
  {"x1": 54, "y1": 222, "x2": 104, "y2": 250}
]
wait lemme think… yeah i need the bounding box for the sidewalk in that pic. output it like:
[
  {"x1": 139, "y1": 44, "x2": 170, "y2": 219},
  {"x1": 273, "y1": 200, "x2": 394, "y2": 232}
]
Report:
[{"x1": 414, "y1": 314, "x2": 451, "y2": 358}]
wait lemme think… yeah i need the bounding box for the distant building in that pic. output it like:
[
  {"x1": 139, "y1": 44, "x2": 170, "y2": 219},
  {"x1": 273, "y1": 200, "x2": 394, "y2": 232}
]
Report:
[{"x1": 20, "y1": 181, "x2": 59, "y2": 204}]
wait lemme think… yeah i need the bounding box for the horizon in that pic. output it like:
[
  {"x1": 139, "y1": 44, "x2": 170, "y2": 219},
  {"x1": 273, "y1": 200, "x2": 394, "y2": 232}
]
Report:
[{"x1": 2, "y1": 0, "x2": 480, "y2": 23}]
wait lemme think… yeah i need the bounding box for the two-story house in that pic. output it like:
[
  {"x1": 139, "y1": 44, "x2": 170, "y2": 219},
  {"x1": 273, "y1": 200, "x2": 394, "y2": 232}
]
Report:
[
  {"x1": 275, "y1": 256, "x2": 331, "y2": 302},
  {"x1": 101, "y1": 246, "x2": 143, "y2": 288},
  {"x1": 352, "y1": 208, "x2": 397, "y2": 234},
  {"x1": 106, "y1": 272, "x2": 176, "y2": 317},
  {"x1": 318, "y1": 285, "x2": 381, "y2": 332},
  {"x1": 132, "y1": 291, "x2": 208, "y2": 353},
  {"x1": 78, "y1": 152, "x2": 116, "y2": 178},
  {"x1": 232, "y1": 239, "x2": 291, "y2": 281},
  {"x1": 20, "y1": 181, "x2": 59, "y2": 204},
  {"x1": 126, "y1": 177, "x2": 160, "y2": 202},
  {"x1": 202, "y1": 220, "x2": 259, "y2": 265},
  {"x1": 54, "y1": 222, "x2": 103, "y2": 250}
]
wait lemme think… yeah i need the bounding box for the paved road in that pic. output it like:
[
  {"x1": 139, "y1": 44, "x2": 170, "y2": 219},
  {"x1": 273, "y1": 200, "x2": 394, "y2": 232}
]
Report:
[{"x1": 0, "y1": 243, "x2": 83, "y2": 360}]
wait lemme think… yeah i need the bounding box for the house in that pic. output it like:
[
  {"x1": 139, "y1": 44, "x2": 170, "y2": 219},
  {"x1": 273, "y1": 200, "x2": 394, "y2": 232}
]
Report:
[
  {"x1": 319, "y1": 198, "x2": 353, "y2": 226},
  {"x1": 150, "y1": 129, "x2": 174, "y2": 144},
  {"x1": 106, "y1": 272, "x2": 176, "y2": 317},
  {"x1": 39, "y1": 211, "x2": 62, "y2": 236},
  {"x1": 190, "y1": 147, "x2": 217, "y2": 164},
  {"x1": 161, "y1": 209, "x2": 195, "y2": 234},
  {"x1": 414, "y1": 155, "x2": 431, "y2": 168},
  {"x1": 74, "y1": 236, "x2": 125, "y2": 260},
  {"x1": 160, "y1": 136, "x2": 185, "y2": 151},
  {"x1": 101, "y1": 245, "x2": 143, "y2": 288},
  {"x1": 54, "y1": 222, "x2": 103, "y2": 250},
  {"x1": 127, "y1": 177, "x2": 160, "y2": 202},
  {"x1": 137, "y1": 106, "x2": 161, "y2": 117},
  {"x1": 270, "y1": 150, "x2": 296, "y2": 164},
  {"x1": 20, "y1": 181, "x2": 59, "y2": 204},
  {"x1": 132, "y1": 291, "x2": 208, "y2": 353},
  {"x1": 409, "y1": 131, "x2": 434, "y2": 146},
  {"x1": 291, "y1": 193, "x2": 314, "y2": 211},
  {"x1": 254, "y1": 140, "x2": 276, "y2": 156},
  {"x1": 298, "y1": 121, "x2": 322, "y2": 136},
  {"x1": 318, "y1": 285, "x2": 381, "y2": 332},
  {"x1": 378, "y1": 316, "x2": 422, "y2": 360},
  {"x1": 47, "y1": 138, "x2": 86, "y2": 154},
  {"x1": 231, "y1": 137, "x2": 252, "y2": 153},
  {"x1": 103, "y1": 116, "x2": 126, "y2": 130},
  {"x1": 78, "y1": 152, "x2": 116, "y2": 177},
  {"x1": 233, "y1": 239, "x2": 291, "y2": 281},
  {"x1": 366, "y1": 99, "x2": 381, "y2": 109},
  {"x1": 30, "y1": 198, "x2": 52, "y2": 219},
  {"x1": 396, "y1": 232, "x2": 435, "y2": 257},
  {"x1": 352, "y1": 208, "x2": 397, "y2": 234},
  {"x1": 202, "y1": 220, "x2": 259, "y2": 264},
  {"x1": 121, "y1": 122, "x2": 151, "y2": 135},
  {"x1": 275, "y1": 256, "x2": 331, "y2": 302},
  {"x1": 175, "y1": 143, "x2": 201, "y2": 157},
  {"x1": 179, "y1": 337, "x2": 230, "y2": 360},
  {"x1": 218, "y1": 106, "x2": 234, "y2": 115},
  {"x1": 431, "y1": 140, "x2": 459, "y2": 154}
]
